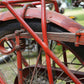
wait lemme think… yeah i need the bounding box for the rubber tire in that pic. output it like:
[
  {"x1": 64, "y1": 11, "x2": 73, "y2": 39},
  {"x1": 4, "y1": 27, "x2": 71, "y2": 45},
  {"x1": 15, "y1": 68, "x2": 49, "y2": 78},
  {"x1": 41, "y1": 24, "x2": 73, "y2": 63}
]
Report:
[{"x1": 0, "y1": 19, "x2": 84, "y2": 63}]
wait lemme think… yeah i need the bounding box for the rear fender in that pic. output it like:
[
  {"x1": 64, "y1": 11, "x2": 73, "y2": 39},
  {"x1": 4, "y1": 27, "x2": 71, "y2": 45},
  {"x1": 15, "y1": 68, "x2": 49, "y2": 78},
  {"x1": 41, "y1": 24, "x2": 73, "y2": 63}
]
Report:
[{"x1": 0, "y1": 8, "x2": 84, "y2": 33}]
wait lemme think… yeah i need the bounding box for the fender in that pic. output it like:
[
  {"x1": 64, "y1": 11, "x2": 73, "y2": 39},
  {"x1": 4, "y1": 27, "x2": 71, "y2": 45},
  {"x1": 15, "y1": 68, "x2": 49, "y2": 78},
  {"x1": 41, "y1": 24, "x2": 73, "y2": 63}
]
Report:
[{"x1": 0, "y1": 8, "x2": 84, "y2": 33}]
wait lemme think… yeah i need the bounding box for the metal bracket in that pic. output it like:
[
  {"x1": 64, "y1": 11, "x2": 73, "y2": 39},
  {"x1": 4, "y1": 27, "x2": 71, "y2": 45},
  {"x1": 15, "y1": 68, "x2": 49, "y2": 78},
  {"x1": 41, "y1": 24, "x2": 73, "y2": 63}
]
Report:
[{"x1": 75, "y1": 30, "x2": 84, "y2": 47}]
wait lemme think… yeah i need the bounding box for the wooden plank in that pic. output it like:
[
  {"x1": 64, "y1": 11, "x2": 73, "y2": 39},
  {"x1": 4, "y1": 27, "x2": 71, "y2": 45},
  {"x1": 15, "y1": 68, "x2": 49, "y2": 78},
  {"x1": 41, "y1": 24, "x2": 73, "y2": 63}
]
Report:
[
  {"x1": 20, "y1": 32, "x2": 76, "y2": 42},
  {"x1": 5, "y1": 32, "x2": 84, "y2": 45}
]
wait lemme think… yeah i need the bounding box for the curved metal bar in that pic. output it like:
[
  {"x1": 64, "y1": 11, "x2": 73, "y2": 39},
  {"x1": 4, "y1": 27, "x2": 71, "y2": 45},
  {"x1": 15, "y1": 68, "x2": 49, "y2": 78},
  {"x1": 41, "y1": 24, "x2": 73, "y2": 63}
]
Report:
[{"x1": 0, "y1": 38, "x2": 15, "y2": 54}]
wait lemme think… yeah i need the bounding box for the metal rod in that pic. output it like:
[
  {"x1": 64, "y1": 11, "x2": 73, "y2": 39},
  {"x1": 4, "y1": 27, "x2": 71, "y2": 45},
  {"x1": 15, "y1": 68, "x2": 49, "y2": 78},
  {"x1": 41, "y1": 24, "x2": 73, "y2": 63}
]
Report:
[
  {"x1": 0, "y1": 0, "x2": 56, "y2": 5},
  {"x1": 63, "y1": 46, "x2": 67, "y2": 66},
  {"x1": 30, "y1": 48, "x2": 42, "y2": 84},
  {"x1": 53, "y1": 1, "x2": 59, "y2": 12},
  {"x1": 0, "y1": 0, "x2": 40, "y2": 5},
  {"x1": 0, "y1": 77, "x2": 5, "y2": 84},
  {"x1": 62, "y1": 47, "x2": 70, "y2": 84},
  {"x1": 41, "y1": 0, "x2": 54, "y2": 83},
  {"x1": 0, "y1": 1, "x2": 57, "y2": 8},
  {"x1": 16, "y1": 33, "x2": 23, "y2": 84}
]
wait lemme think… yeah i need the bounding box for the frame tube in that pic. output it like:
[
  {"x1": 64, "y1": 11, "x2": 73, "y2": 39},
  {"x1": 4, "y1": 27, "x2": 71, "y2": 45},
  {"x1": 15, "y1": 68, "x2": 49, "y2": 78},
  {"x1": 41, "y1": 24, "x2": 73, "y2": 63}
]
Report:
[
  {"x1": 41, "y1": 0, "x2": 54, "y2": 84},
  {"x1": 16, "y1": 34, "x2": 23, "y2": 84}
]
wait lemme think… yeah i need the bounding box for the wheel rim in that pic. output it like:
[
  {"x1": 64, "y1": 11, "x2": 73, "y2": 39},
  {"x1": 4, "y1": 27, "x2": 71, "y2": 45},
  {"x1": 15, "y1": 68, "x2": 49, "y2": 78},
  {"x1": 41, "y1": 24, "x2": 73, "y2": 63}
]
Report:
[{"x1": 0, "y1": 37, "x2": 84, "y2": 84}]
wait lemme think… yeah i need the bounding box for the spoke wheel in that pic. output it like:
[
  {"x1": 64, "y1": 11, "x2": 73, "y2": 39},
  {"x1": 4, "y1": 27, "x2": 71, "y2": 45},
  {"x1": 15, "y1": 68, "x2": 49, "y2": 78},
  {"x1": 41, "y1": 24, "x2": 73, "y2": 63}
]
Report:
[
  {"x1": 0, "y1": 19, "x2": 84, "y2": 84},
  {"x1": 14, "y1": 40, "x2": 84, "y2": 84}
]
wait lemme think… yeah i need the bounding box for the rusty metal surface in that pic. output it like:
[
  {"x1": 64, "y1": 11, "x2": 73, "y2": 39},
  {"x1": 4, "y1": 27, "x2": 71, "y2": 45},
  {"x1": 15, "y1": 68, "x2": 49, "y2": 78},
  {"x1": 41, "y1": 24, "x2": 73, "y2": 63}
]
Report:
[
  {"x1": 15, "y1": 66, "x2": 84, "y2": 83},
  {"x1": 76, "y1": 30, "x2": 84, "y2": 46},
  {"x1": 0, "y1": 8, "x2": 84, "y2": 33}
]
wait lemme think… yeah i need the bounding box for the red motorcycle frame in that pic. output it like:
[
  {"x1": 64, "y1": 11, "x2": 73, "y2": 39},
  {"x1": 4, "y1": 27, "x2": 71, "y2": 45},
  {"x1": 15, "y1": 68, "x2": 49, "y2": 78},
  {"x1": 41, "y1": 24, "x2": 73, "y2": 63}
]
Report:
[{"x1": 0, "y1": 0, "x2": 84, "y2": 84}]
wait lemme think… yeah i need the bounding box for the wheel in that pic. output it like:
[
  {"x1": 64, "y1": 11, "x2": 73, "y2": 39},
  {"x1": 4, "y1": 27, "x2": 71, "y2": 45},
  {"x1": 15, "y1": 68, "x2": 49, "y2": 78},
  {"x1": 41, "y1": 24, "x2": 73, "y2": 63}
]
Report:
[
  {"x1": 0, "y1": 19, "x2": 84, "y2": 84},
  {"x1": 59, "y1": 8, "x2": 65, "y2": 14},
  {"x1": 0, "y1": 54, "x2": 12, "y2": 64},
  {"x1": 48, "y1": 3, "x2": 65, "y2": 14}
]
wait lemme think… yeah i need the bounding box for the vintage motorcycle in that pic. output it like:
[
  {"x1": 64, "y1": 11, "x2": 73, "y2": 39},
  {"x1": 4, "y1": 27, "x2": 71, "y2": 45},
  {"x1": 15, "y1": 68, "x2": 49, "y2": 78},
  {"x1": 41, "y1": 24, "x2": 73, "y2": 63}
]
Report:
[{"x1": 0, "y1": 0, "x2": 84, "y2": 84}]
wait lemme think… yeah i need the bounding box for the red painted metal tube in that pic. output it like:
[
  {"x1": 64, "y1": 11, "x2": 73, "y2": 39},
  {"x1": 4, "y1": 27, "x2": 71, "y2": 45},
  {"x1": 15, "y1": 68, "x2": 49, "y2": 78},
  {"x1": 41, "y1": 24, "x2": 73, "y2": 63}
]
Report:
[
  {"x1": 16, "y1": 51, "x2": 23, "y2": 84},
  {"x1": 3, "y1": 2, "x2": 82, "y2": 84},
  {"x1": 0, "y1": 1, "x2": 56, "y2": 8},
  {"x1": 0, "y1": 0, "x2": 56, "y2": 5},
  {"x1": 53, "y1": 1, "x2": 59, "y2": 12},
  {"x1": 62, "y1": 46, "x2": 70, "y2": 84},
  {"x1": 0, "y1": 4, "x2": 24, "y2": 8},
  {"x1": 30, "y1": 48, "x2": 42, "y2": 83},
  {"x1": 0, "y1": 1, "x2": 41, "y2": 8},
  {"x1": 62, "y1": 46, "x2": 68, "y2": 67},
  {"x1": 41, "y1": 0, "x2": 54, "y2": 84},
  {"x1": 16, "y1": 34, "x2": 23, "y2": 84},
  {"x1": 0, "y1": 77, "x2": 6, "y2": 84},
  {"x1": 22, "y1": 56, "x2": 29, "y2": 67},
  {"x1": 0, "y1": 0, "x2": 40, "y2": 5},
  {"x1": 0, "y1": 71, "x2": 7, "y2": 84}
]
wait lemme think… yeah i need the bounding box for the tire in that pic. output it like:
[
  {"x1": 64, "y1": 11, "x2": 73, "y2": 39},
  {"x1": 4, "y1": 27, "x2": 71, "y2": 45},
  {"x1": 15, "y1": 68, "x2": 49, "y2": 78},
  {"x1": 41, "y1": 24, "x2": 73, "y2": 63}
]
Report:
[
  {"x1": 0, "y1": 19, "x2": 84, "y2": 84},
  {"x1": 59, "y1": 8, "x2": 65, "y2": 14},
  {"x1": 48, "y1": 3, "x2": 65, "y2": 14},
  {"x1": 0, "y1": 19, "x2": 84, "y2": 62}
]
